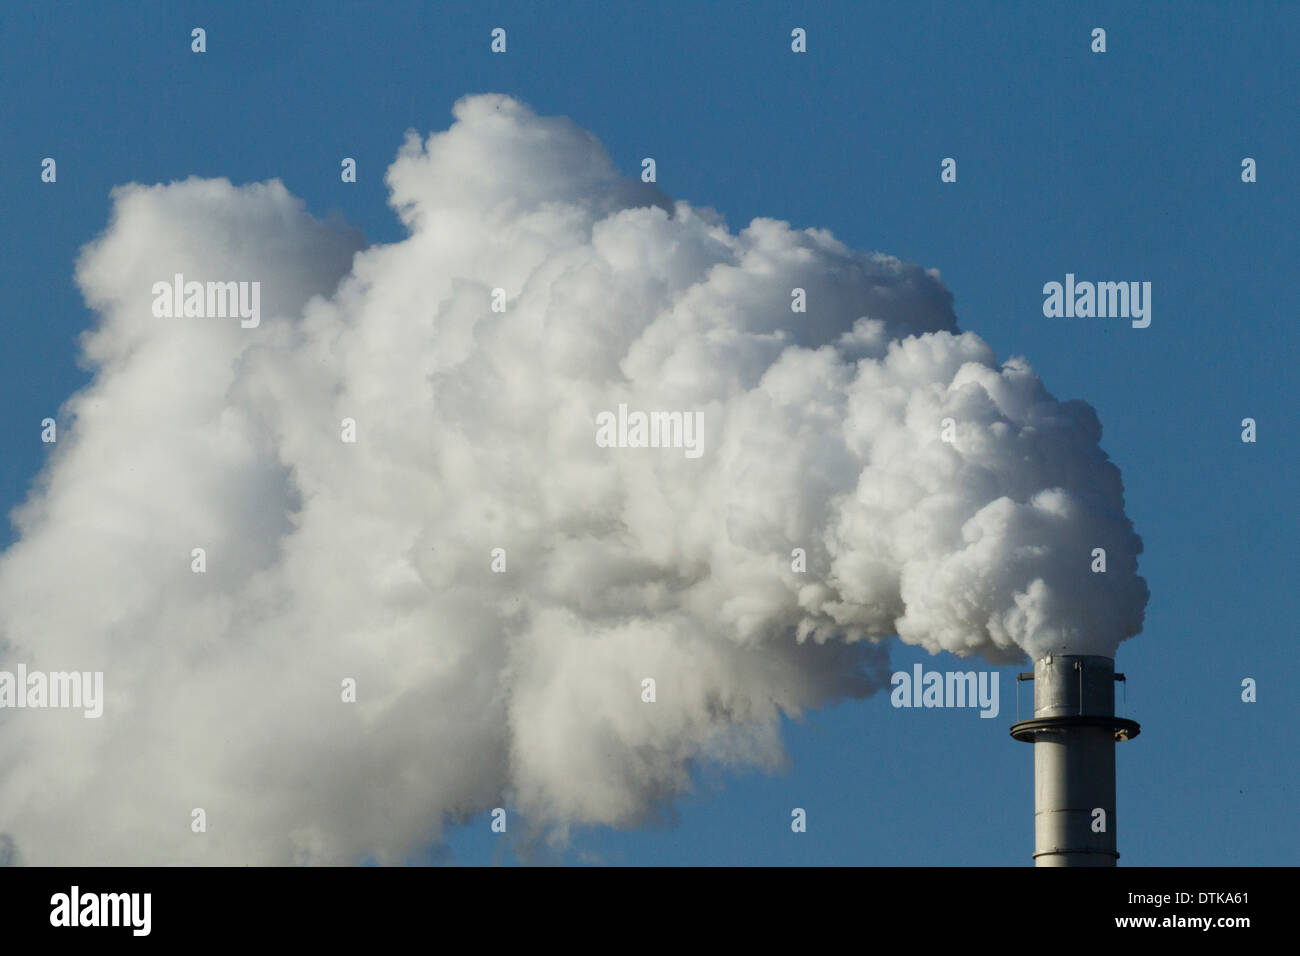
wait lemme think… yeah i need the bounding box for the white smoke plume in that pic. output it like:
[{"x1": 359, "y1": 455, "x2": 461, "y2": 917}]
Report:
[{"x1": 0, "y1": 94, "x2": 1146, "y2": 864}]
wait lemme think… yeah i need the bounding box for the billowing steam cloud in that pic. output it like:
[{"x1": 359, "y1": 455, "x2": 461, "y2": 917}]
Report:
[{"x1": 0, "y1": 95, "x2": 1146, "y2": 864}]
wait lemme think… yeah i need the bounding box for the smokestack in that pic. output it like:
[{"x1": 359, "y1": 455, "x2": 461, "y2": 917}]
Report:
[{"x1": 1010, "y1": 654, "x2": 1140, "y2": 866}]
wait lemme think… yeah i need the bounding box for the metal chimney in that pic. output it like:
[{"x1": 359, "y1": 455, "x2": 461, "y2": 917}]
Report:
[{"x1": 1010, "y1": 654, "x2": 1140, "y2": 866}]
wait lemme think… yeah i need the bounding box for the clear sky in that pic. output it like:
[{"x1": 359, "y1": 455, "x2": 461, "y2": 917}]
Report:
[{"x1": 1, "y1": 0, "x2": 1295, "y2": 865}]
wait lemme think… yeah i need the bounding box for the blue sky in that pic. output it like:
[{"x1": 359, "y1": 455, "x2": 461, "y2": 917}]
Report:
[{"x1": 1, "y1": 1, "x2": 1296, "y2": 865}]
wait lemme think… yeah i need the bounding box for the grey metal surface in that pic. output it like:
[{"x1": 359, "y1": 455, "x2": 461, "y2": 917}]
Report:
[{"x1": 1019, "y1": 654, "x2": 1132, "y2": 867}]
